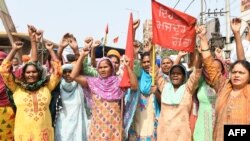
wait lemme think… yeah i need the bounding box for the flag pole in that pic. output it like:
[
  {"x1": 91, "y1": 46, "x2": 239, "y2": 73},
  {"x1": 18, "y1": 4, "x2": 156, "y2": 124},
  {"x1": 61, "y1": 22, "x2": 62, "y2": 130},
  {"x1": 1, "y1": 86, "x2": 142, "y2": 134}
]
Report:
[
  {"x1": 103, "y1": 33, "x2": 107, "y2": 57},
  {"x1": 103, "y1": 24, "x2": 108, "y2": 57},
  {"x1": 152, "y1": 44, "x2": 155, "y2": 86}
]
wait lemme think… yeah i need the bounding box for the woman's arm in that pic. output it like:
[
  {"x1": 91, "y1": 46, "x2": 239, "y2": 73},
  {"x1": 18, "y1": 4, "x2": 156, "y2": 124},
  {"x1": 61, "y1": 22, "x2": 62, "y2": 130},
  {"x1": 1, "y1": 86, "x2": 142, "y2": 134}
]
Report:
[
  {"x1": 0, "y1": 41, "x2": 23, "y2": 92},
  {"x1": 45, "y1": 42, "x2": 62, "y2": 91},
  {"x1": 35, "y1": 29, "x2": 43, "y2": 61},
  {"x1": 123, "y1": 55, "x2": 138, "y2": 90},
  {"x1": 156, "y1": 72, "x2": 166, "y2": 93},
  {"x1": 231, "y1": 18, "x2": 246, "y2": 60},
  {"x1": 90, "y1": 40, "x2": 101, "y2": 68},
  {"x1": 27, "y1": 25, "x2": 39, "y2": 62},
  {"x1": 57, "y1": 33, "x2": 70, "y2": 62},
  {"x1": 196, "y1": 26, "x2": 211, "y2": 59},
  {"x1": 71, "y1": 37, "x2": 93, "y2": 86},
  {"x1": 133, "y1": 41, "x2": 142, "y2": 78},
  {"x1": 68, "y1": 34, "x2": 80, "y2": 60},
  {"x1": 5, "y1": 41, "x2": 23, "y2": 62},
  {"x1": 133, "y1": 19, "x2": 140, "y2": 41},
  {"x1": 70, "y1": 47, "x2": 90, "y2": 87},
  {"x1": 81, "y1": 37, "x2": 99, "y2": 76},
  {"x1": 173, "y1": 51, "x2": 188, "y2": 65},
  {"x1": 196, "y1": 25, "x2": 226, "y2": 93},
  {"x1": 45, "y1": 42, "x2": 59, "y2": 62},
  {"x1": 186, "y1": 47, "x2": 202, "y2": 94}
]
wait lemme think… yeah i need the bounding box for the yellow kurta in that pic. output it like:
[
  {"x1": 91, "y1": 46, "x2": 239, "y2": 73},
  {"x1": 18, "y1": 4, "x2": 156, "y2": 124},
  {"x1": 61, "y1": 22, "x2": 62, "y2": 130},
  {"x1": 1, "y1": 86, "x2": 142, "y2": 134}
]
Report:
[
  {"x1": 0, "y1": 60, "x2": 62, "y2": 141},
  {"x1": 0, "y1": 106, "x2": 15, "y2": 141}
]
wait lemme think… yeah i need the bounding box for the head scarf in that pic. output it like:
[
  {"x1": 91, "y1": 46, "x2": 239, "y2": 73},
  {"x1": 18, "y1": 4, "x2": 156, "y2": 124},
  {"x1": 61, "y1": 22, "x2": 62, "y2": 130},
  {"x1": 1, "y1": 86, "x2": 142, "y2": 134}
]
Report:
[
  {"x1": 0, "y1": 51, "x2": 9, "y2": 106},
  {"x1": 162, "y1": 64, "x2": 188, "y2": 105},
  {"x1": 62, "y1": 63, "x2": 73, "y2": 71},
  {"x1": 214, "y1": 58, "x2": 228, "y2": 78},
  {"x1": 161, "y1": 56, "x2": 174, "y2": 64},
  {"x1": 86, "y1": 57, "x2": 123, "y2": 101},
  {"x1": 61, "y1": 63, "x2": 77, "y2": 94},
  {"x1": 22, "y1": 55, "x2": 31, "y2": 63},
  {"x1": 107, "y1": 49, "x2": 121, "y2": 58},
  {"x1": 16, "y1": 61, "x2": 48, "y2": 91},
  {"x1": 139, "y1": 69, "x2": 152, "y2": 95},
  {"x1": 0, "y1": 51, "x2": 7, "y2": 59},
  {"x1": 169, "y1": 64, "x2": 188, "y2": 83}
]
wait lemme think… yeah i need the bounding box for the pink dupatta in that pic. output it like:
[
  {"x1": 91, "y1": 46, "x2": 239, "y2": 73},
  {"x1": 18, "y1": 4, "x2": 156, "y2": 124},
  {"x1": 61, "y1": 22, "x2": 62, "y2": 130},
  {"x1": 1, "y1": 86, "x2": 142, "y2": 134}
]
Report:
[{"x1": 86, "y1": 57, "x2": 124, "y2": 101}]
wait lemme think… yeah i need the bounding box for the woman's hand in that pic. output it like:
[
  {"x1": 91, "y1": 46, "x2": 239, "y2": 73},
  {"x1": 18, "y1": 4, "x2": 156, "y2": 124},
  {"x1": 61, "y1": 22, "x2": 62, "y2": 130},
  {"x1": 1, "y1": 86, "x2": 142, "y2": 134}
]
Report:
[
  {"x1": 91, "y1": 40, "x2": 101, "y2": 49},
  {"x1": 27, "y1": 25, "x2": 37, "y2": 42},
  {"x1": 45, "y1": 42, "x2": 54, "y2": 50},
  {"x1": 195, "y1": 25, "x2": 207, "y2": 39},
  {"x1": 68, "y1": 34, "x2": 78, "y2": 50},
  {"x1": 35, "y1": 30, "x2": 43, "y2": 42},
  {"x1": 123, "y1": 55, "x2": 131, "y2": 67},
  {"x1": 84, "y1": 37, "x2": 93, "y2": 49},
  {"x1": 143, "y1": 38, "x2": 152, "y2": 52},
  {"x1": 80, "y1": 47, "x2": 90, "y2": 57},
  {"x1": 215, "y1": 47, "x2": 223, "y2": 59},
  {"x1": 178, "y1": 51, "x2": 188, "y2": 57},
  {"x1": 13, "y1": 41, "x2": 24, "y2": 50},
  {"x1": 133, "y1": 41, "x2": 141, "y2": 54},
  {"x1": 59, "y1": 33, "x2": 70, "y2": 48},
  {"x1": 231, "y1": 18, "x2": 241, "y2": 34}
]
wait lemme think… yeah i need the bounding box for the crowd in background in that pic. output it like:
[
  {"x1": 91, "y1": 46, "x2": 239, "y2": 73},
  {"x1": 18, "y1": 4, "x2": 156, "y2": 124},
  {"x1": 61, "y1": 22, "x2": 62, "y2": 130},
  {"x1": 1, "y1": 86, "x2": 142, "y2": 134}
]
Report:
[{"x1": 0, "y1": 18, "x2": 250, "y2": 141}]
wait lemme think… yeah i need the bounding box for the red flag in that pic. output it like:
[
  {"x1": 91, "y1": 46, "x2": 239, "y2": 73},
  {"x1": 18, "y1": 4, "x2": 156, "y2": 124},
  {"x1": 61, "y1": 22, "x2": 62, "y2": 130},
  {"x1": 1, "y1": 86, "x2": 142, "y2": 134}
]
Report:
[
  {"x1": 119, "y1": 13, "x2": 134, "y2": 88},
  {"x1": 105, "y1": 24, "x2": 109, "y2": 34},
  {"x1": 113, "y1": 36, "x2": 119, "y2": 43},
  {"x1": 152, "y1": 0, "x2": 197, "y2": 52}
]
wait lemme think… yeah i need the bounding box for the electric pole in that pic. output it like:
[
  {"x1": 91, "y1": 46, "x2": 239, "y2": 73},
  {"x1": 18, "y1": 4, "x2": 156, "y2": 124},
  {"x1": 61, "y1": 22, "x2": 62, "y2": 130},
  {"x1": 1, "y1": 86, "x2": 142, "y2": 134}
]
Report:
[
  {"x1": 199, "y1": 0, "x2": 230, "y2": 49},
  {"x1": 225, "y1": 0, "x2": 230, "y2": 50},
  {"x1": 200, "y1": 0, "x2": 204, "y2": 24}
]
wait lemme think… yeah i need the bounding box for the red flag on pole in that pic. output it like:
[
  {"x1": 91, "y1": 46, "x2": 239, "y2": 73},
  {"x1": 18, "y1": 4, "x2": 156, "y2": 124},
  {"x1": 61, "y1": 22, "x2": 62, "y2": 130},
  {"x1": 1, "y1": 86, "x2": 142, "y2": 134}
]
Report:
[
  {"x1": 113, "y1": 36, "x2": 119, "y2": 43},
  {"x1": 119, "y1": 13, "x2": 134, "y2": 88},
  {"x1": 103, "y1": 24, "x2": 108, "y2": 57},
  {"x1": 105, "y1": 24, "x2": 109, "y2": 34},
  {"x1": 152, "y1": 0, "x2": 197, "y2": 52}
]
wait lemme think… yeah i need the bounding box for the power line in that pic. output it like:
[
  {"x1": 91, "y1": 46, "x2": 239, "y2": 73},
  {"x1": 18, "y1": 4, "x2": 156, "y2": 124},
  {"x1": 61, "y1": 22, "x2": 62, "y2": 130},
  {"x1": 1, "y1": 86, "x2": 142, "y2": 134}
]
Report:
[
  {"x1": 202, "y1": 1, "x2": 244, "y2": 39},
  {"x1": 184, "y1": 0, "x2": 195, "y2": 12},
  {"x1": 173, "y1": 0, "x2": 180, "y2": 9}
]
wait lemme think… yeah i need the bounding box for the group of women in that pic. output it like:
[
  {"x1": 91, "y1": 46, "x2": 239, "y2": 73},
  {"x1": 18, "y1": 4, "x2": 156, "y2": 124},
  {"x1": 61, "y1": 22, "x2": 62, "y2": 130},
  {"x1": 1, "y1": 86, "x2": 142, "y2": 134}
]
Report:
[{"x1": 0, "y1": 18, "x2": 249, "y2": 141}]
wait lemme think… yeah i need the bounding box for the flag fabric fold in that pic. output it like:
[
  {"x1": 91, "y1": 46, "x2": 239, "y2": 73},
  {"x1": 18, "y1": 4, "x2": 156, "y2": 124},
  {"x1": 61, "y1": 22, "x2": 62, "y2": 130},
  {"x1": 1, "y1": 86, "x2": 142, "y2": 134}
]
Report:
[
  {"x1": 151, "y1": 0, "x2": 197, "y2": 52},
  {"x1": 119, "y1": 13, "x2": 134, "y2": 88}
]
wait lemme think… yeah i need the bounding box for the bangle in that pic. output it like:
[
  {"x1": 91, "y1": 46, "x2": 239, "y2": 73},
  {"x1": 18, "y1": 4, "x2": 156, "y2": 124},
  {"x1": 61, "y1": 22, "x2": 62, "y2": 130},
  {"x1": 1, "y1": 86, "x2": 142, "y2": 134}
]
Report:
[{"x1": 201, "y1": 48, "x2": 210, "y2": 52}]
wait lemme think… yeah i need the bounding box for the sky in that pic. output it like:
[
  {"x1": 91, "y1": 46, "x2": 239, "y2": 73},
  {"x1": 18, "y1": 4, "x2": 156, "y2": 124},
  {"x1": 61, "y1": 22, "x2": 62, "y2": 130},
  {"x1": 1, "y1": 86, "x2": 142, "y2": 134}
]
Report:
[{"x1": 0, "y1": 0, "x2": 241, "y2": 49}]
